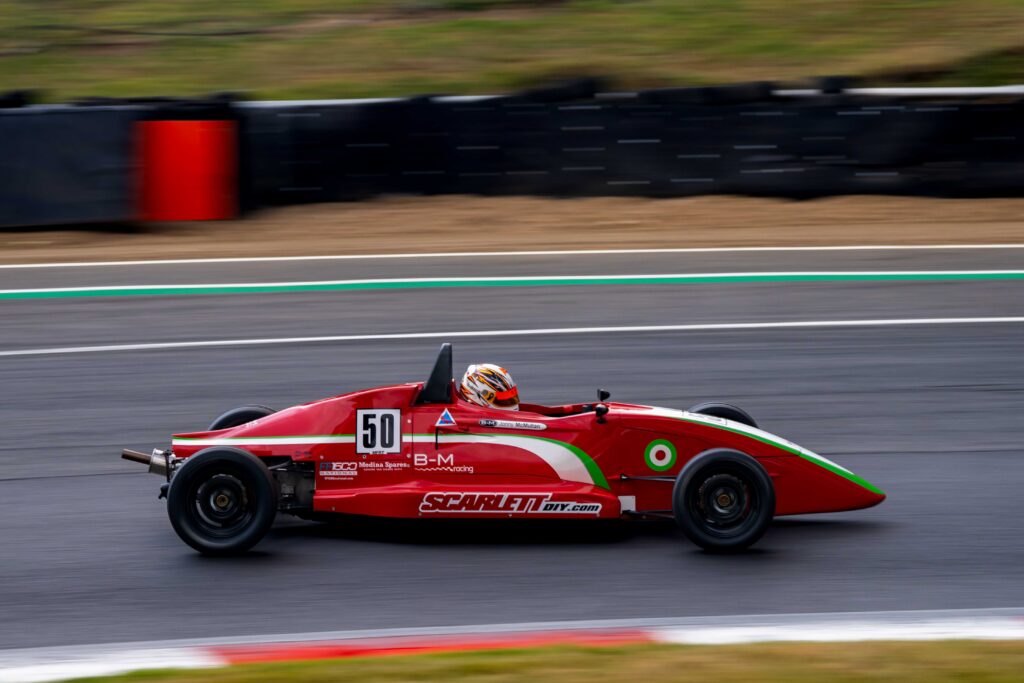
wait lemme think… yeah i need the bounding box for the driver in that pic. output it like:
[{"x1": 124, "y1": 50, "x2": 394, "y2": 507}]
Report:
[{"x1": 458, "y1": 364, "x2": 519, "y2": 411}]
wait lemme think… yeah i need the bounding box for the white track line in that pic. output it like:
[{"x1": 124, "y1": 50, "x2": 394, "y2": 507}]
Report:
[
  {"x1": 3, "y1": 270, "x2": 1022, "y2": 295},
  {"x1": 3, "y1": 317, "x2": 1022, "y2": 358},
  {"x1": 2, "y1": 244, "x2": 1024, "y2": 269}
]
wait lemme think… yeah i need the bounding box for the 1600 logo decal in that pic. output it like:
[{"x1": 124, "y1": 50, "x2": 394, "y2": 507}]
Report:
[{"x1": 319, "y1": 461, "x2": 358, "y2": 478}]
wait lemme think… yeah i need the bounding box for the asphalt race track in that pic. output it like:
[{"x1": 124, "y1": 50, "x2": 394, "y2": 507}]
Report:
[{"x1": 1, "y1": 247, "x2": 1023, "y2": 649}]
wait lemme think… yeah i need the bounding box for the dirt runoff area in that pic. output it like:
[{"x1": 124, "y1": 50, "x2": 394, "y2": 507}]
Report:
[{"x1": 3, "y1": 195, "x2": 1024, "y2": 264}]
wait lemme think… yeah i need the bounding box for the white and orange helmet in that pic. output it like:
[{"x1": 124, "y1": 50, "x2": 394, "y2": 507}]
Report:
[{"x1": 458, "y1": 364, "x2": 519, "y2": 410}]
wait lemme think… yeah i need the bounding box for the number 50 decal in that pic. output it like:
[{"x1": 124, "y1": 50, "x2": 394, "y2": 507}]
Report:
[{"x1": 357, "y1": 409, "x2": 402, "y2": 454}]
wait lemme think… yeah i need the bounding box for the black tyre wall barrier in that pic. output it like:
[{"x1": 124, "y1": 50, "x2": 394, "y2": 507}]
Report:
[
  {"x1": 0, "y1": 107, "x2": 139, "y2": 227},
  {"x1": 4, "y1": 82, "x2": 1024, "y2": 228},
  {"x1": 239, "y1": 89, "x2": 1024, "y2": 207}
]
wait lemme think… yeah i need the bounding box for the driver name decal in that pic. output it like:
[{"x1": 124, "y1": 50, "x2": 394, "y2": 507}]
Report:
[
  {"x1": 477, "y1": 419, "x2": 546, "y2": 431},
  {"x1": 419, "y1": 492, "x2": 601, "y2": 515}
]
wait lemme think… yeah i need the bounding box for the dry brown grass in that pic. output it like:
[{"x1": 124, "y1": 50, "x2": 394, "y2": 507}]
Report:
[{"x1": 3, "y1": 195, "x2": 1024, "y2": 264}]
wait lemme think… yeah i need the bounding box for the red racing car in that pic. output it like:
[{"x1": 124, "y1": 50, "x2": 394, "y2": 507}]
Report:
[{"x1": 122, "y1": 343, "x2": 884, "y2": 555}]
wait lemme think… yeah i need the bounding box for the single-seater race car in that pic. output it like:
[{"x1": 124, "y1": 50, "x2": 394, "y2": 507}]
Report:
[{"x1": 122, "y1": 343, "x2": 884, "y2": 555}]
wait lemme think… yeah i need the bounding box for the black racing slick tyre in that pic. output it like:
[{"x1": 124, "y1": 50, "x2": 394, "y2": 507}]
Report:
[
  {"x1": 687, "y1": 402, "x2": 758, "y2": 429},
  {"x1": 673, "y1": 449, "x2": 775, "y2": 553},
  {"x1": 208, "y1": 405, "x2": 275, "y2": 431},
  {"x1": 167, "y1": 447, "x2": 278, "y2": 556}
]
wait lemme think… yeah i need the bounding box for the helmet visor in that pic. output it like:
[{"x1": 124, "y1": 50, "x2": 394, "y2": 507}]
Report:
[{"x1": 492, "y1": 386, "x2": 519, "y2": 408}]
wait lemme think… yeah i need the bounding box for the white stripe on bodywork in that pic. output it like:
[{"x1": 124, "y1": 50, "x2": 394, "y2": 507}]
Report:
[
  {"x1": 409, "y1": 434, "x2": 595, "y2": 486},
  {"x1": 631, "y1": 406, "x2": 853, "y2": 474},
  {"x1": 172, "y1": 436, "x2": 356, "y2": 447},
  {"x1": 169, "y1": 433, "x2": 596, "y2": 486}
]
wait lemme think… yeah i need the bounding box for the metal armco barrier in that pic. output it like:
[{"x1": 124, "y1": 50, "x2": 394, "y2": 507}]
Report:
[{"x1": 2, "y1": 82, "x2": 1024, "y2": 227}]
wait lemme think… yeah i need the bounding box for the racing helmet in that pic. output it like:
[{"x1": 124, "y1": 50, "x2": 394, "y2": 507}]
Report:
[{"x1": 458, "y1": 364, "x2": 519, "y2": 410}]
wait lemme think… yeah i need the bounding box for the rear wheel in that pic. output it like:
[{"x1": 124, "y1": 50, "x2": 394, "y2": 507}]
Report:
[
  {"x1": 208, "y1": 405, "x2": 275, "y2": 431},
  {"x1": 167, "y1": 447, "x2": 278, "y2": 555},
  {"x1": 673, "y1": 449, "x2": 774, "y2": 552},
  {"x1": 686, "y1": 402, "x2": 758, "y2": 428}
]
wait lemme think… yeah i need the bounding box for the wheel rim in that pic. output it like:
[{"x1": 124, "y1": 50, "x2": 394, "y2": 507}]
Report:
[
  {"x1": 188, "y1": 470, "x2": 255, "y2": 538},
  {"x1": 689, "y1": 470, "x2": 757, "y2": 537}
]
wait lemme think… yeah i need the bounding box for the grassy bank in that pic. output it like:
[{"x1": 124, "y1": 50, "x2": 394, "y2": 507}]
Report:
[
  {"x1": 3, "y1": 1, "x2": 1024, "y2": 102},
  {"x1": 80, "y1": 641, "x2": 1024, "y2": 683}
]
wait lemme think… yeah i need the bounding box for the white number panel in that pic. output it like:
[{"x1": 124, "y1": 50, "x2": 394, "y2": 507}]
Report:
[{"x1": 356, "y1": 409, "x2": 402, "y2": 454}]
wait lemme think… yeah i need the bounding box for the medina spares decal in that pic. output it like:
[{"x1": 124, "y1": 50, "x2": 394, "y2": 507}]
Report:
[
  {"x1": 358, "y1": 461, "x2": 410, "y2": 472},
  {"x1": 419, "y1": 492, "x2": 602, "y2": 515}
]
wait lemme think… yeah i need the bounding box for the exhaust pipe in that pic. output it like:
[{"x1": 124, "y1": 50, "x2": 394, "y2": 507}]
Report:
[
  {"x1": 121, "y1": 449, "x2": 150, "y2": 465},
  {"x1": 122, "y1": 448, "x2": 171, "y2": 477}
]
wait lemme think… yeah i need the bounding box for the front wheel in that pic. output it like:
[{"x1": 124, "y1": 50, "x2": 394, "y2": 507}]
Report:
[
  {"x1": 672, "y1": 449, "x2": 774, "y2": 552},
  {"x1": 208, "y1": 405, "x2": 275, "y2": 431},
  {"x1": 167, "y1": 447, "x2": 278, "y2": 555},
  {"x1": 686, "y1": 402, "x2": 758, "y2": 428}
]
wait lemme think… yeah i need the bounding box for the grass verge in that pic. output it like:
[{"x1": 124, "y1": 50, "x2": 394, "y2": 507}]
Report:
[
  {"x1": 76, "y1": 641, "x2": 1024, "y2": 683},
  {"x1": 3, "y1": 1, "x2": 1024, "y2": 101}
]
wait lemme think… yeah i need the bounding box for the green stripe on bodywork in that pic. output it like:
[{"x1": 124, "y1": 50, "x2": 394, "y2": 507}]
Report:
[
  {"x1": 513, "y1": 434, "x2": 610, "y2": 490},
  {"x1": 795, "y1": 452, "x2": 885, "y2": 496},
  {"x1": 4, "y1": 271, "x2": 1024, "y2": 299},
  {"x1": 673, "y1": 415, "x2": 885, "y2": 496},
  {"x1": 415, "y1": 431, "x2": 609, "y2": 490}
]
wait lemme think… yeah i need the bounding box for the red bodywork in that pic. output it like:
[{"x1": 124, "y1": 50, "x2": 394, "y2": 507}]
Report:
[{"x1": 170, "y1": 382, "x2": 885, "y2": 520}]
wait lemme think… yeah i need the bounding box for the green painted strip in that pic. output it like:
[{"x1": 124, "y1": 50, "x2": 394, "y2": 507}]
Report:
[{"x1": 4, "y1": 271, "x2": 1024, "y2": 300}]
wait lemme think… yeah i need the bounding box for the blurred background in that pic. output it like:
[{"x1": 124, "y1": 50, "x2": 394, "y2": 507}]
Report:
[
  {"x1": 2, "y1": 1, "x2": 1024, "y2": 681},
  {"x1": 4, "y1": 0, "x2": 1024, "y2": 100}
]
